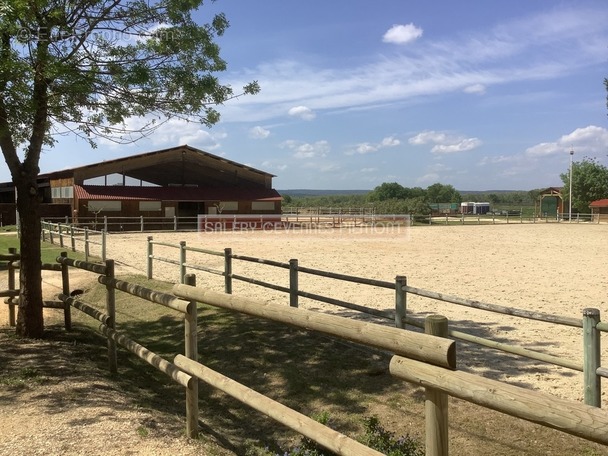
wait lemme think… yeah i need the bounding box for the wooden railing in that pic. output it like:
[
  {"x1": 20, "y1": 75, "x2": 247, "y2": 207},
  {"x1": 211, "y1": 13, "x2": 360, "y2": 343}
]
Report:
[{"x1": 146, "y1": 237, "x2": 607, "y2": 408}]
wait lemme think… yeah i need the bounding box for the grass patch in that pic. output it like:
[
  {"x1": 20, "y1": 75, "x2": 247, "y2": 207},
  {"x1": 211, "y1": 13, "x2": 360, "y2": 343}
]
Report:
[
  {"x1": 0, "y1": 233, "x2": 99, "y2": 264},
  {"x1": 0, "y1": 366, "x2": 46, "y2": 388},
  {"x1": 15, "y1": 271, "x2": 608, "y2": 456}
]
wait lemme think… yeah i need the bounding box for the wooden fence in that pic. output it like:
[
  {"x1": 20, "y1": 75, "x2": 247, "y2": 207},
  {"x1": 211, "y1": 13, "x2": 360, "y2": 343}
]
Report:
[
  {"x1": 2, "y1": 250, "x2": 608, "y2": 454},
  {"x1": 146, "y1": 237, "x2": 606, "y2": 408},
  {"x1": 171, "y1": 285, "x2": 608, "y2": 453},
  {"x1": 42, "y1": 221, "x2": 107, "y2": 261}
]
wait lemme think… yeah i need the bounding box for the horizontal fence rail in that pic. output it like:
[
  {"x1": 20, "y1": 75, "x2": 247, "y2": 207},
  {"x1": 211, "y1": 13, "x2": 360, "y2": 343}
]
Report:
[
  {"x1": 174, "y1": 355, "x2": 384, "y2": 456},
  {"x1": 42, "y1": 209, "x2": 601, "y2": 235},
  {"x1": 42, "y1": 221, "x2": 106, "y2": 261},
  {"x1": 389, "y1": 355, "x2": 608, "y2": 446},
  {"x1": 172, "y1": 285, "x2": 456, "y2": 370}
]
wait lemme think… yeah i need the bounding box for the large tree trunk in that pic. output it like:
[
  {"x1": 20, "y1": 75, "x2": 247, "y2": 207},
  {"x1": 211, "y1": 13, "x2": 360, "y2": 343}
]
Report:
[{"x1": 15, "y1": 174, "x2": 44, "y2": 338}]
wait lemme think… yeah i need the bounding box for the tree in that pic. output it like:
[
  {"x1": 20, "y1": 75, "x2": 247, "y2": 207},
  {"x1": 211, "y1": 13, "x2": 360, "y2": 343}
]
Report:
[
  {"x1": 0, "y1": 0, "x2": 259, "y2": 337},
  {"x1": 560, "y1": 158, "x2": 608, "y2": 213},
  {"x1": 425, "y1": 183, "x2": 461, "y2": 203},
  {"x1": 367, "y1": 182, "x2": 408, "y2": 201}
]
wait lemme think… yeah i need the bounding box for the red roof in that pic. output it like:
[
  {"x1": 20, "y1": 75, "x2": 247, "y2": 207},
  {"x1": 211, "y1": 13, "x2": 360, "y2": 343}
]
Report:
[
  {"x1": 590, "y1": 199, "x2": 608, "y2": 207},
  {"x1": 74, "y1": 185, "x2": 282, "y2": 202}
]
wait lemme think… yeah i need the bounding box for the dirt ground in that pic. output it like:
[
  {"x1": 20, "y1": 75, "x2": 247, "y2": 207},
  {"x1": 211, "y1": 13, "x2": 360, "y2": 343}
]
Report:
[{"x1": 1, "y1": 222, "x2": 608, "y2": 455}]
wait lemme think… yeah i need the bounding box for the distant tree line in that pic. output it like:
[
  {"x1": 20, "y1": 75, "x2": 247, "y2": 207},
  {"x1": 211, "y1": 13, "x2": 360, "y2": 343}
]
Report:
[{"x1": 281, "y1": 182, "x2": 544, "y2": 214}]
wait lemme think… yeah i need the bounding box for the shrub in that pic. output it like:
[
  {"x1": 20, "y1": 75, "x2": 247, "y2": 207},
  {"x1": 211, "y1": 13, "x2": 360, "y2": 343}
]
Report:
[{"x1": 250, "y1": 414, "x2": 423, "y2": 456}]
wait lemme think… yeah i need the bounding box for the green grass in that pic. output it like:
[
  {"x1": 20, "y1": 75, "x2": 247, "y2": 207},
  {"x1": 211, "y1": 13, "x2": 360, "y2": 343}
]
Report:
[
  {"x1": 0, "y1": 366, "x2": 46, "y2": 388},
  {"x1": 0, "y1": 233, "x2": 99, "y2": 264}
]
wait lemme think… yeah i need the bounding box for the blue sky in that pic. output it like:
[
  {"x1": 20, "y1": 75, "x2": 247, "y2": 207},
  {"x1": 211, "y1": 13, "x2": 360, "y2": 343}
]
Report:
[{"x1": 29, "y1": 1, "x2": 608, "y2": 191}]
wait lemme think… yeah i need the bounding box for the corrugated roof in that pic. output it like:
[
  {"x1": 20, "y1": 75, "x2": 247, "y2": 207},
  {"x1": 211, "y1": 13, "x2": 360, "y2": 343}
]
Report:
[
  {"x1": 74, "y1": 185, "x2": 282, "y2": 201},
  {"x1": 590, "y1": 199, "x2": 608, "y2": 207},
  {"x1": 41, "y1": 144, "x2": 275, "y2": 180}
]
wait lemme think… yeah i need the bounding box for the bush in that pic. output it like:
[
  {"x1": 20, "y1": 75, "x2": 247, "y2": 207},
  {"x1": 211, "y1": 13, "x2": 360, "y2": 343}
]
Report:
[{"x1": 249, "y1": 414, "x2": 423, "y2": 456}]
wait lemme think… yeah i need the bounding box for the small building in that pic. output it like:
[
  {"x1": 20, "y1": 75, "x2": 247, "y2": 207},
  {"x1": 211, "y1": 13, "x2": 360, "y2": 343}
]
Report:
[
  {"x1": 590, "y1": 199, "x2": 608, "y2": 223},
  {"x1": 460, "y1": 202, "x2": 490, "y2": 215},
  {"x1": 429, "y1": 203, "x2": 459, "y2": 215},
  {"x1": 539, "y1": 187, "x2": 563, "y2": 218}
]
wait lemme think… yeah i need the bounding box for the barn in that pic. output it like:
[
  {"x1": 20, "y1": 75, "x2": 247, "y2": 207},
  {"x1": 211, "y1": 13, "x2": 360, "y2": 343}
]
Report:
[
  {"x1": 1, "y1": 145, "x2": 283, "y2": 230},
  {"x1": 590, "y1": 199, "x2": 608, "y2": 223}
]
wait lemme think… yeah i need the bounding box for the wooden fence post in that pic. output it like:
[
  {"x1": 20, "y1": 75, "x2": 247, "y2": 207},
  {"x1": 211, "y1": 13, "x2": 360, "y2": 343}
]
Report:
[
  {"x1": 184, "y1": 274, "x2": 199, "y2": 438},
  {"x1": 60, "y1": 251, "x2": 71, "y2": 331},
  {"x1": 140, "y1": 215, "x2": 144, "y2": 232},
  {"x1": 583, "y1": 308, "x2": 601, "y2": 407},
  {"x1": 174, "y1": 215, "x2": 178, "y2": 231},
  {"x1": 104, "y1": 215, "x2": 108, "y2": 232},
  {"x1": 224, "y1": 248, "x2": 232, "y2": 294},
  {"x1": 105, "y1": 259, "x2": 117, "y2": 374},
  {"x1": 179, "y1": 241, "x2": 187, "y2": 284},
  {"x1": 147, "y1": 236, "x2": 153, "y2": 280},
  {"x1": 70, "y1": 225, "x2": 76, "y2": 252},
  {"x1": 425, "y1": 315, "x2": 449, "y2": 456},
  {"x1": 101, "y1": 230, "x2": 107, "y2": 262},
  {"x1": 58, "y1": 224, "x2": 64, "y2": 248},
  {"x1": 41, "y1": 222, "x2": 46, "y2": 242},
  {"x1": 84, "y1": 228, "x2": 89, "y2": 262},
  {"x1": 7, "y1": 247, "x2": 17, "y2": 326},
  {"x1": 289, "y1": 259, "x2": 298, "y2": 308},
  {"x1": 395, "y1": 276, "x2": 407, "y2": 329}
]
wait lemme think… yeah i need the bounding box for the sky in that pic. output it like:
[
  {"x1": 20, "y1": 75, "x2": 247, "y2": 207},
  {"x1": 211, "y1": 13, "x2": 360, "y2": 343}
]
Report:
[{"x1": 25, "y1": 1, "x2": 608, "y2": 191}]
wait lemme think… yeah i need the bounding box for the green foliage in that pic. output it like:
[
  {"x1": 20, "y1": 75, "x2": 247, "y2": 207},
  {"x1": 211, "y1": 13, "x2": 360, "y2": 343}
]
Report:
[
  {"x1": 0, "y1": 367, "x2": 46, "y2": 388},
  {"x1": 359, "y1": 416, "x2": 424, "y2": 456},
  {"x1": 367, "y1": 183, "x2": 426, "y2": 202},
  {"x1": 252, "y1": 414, "x2": 423, "y2": 456},
  {"x1": 560, "y1": 157, "x2": 608, "y2": 212},
  {"x1": 425, "y1": 182, "x2": 461, "y2": 203},
  {"x1": 0, "y1": 0, "x2": 259, "y2": 151}
]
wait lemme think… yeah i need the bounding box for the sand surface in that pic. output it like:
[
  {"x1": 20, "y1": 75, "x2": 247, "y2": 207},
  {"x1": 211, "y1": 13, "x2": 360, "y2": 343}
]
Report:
[{"x1": 5, "y1": 223, "x2": 608, "y2": 405}]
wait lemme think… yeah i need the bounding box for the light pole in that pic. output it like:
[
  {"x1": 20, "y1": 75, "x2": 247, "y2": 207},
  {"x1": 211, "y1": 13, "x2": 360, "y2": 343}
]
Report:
[{"x1": 569, "y1": 149, "x2": 574, "y2": 222}]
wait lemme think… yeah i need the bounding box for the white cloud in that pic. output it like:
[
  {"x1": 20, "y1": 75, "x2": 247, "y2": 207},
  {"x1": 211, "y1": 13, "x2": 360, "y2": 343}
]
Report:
[
  {"x1": 147, "y1": 118, "x2": 224, "y2": 150},
  {"x1": 261, "y1": 160, "x2": 287, "y2": 171},
  {"x1": 526, "y1": 125, "x2": 608, "y2": 157},
  {"x1": 383, "y1": 23, "x2": 423, "y2": 45},
  {"x1": 355, "y1": 143, "x2": 377, "y2": 155},
  {"x1": 249, "y1": 126, "x2": 270, "y2": 139},
  {"x1": 347, "y1": 136, "x2": 401, "y2": 155},
  {"x1": 281, "y1": 140, "x2": 330, "y2": 159},
  {"x1": 409, "y1": 130, "x2": 481, "y2": 154},
  {"x1": 381, "y1": 136, "x2": 401, "y2": 147},
  {"x1": 463, "y1": 84, "x2": 487, "y2": 95},
  {"x1": 288, "y1": 105, "x2": 316, "y2": 121}
]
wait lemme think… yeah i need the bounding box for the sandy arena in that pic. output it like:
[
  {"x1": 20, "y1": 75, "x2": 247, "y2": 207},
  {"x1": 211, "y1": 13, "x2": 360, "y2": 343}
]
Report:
[
  {"x1": 3, "y1": 222, "x2": 607, "y2": 407},
  {"x1": 79, "y1": 222, "x2": 607, "y2": 405}
]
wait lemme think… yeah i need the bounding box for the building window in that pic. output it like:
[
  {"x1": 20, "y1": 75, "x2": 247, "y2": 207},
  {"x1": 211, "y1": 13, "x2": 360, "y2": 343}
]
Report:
[
  {"x1": 252, "y1": 201, "x2": 275, "y2": 211},
  {"x1": 139, "y1": 201, "x2": 162, "y2": 211},
  {"x1": 61, "y1": 186, "x2": 73, "y2": 198},
  {"x1": 52, "y1": 186, "x2": 74, "y2": 199},
  {"x1": 219, "y1": 201, "x2": 238, "y2": 211},
  {"x1": 87, "y1": 201, "x2": 122, "y2": 212}
]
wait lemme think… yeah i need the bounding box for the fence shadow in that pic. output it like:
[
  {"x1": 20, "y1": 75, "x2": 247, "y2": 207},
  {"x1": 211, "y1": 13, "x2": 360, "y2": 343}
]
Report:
[{"x1": 106, "y1": 304, "x2": 423, "y2": 453}]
